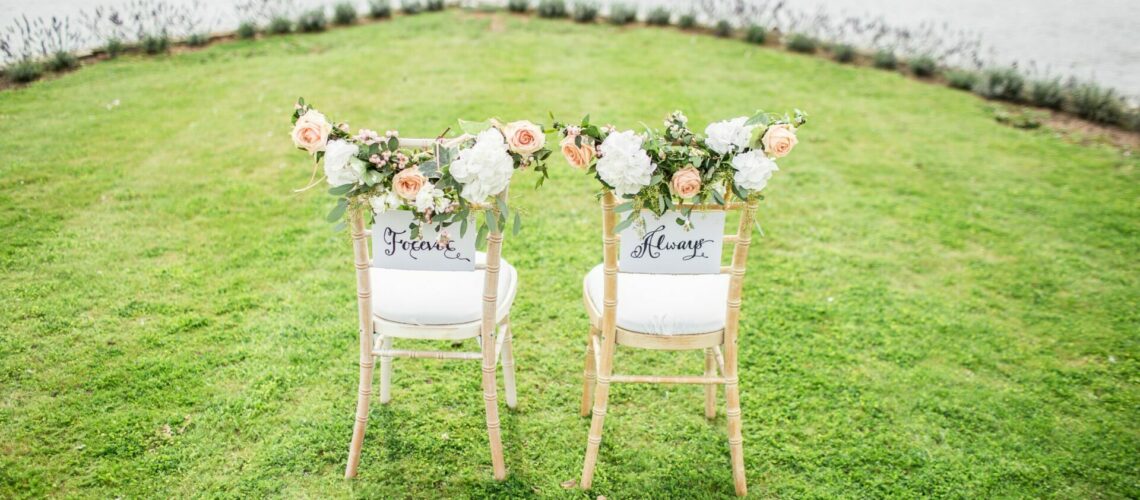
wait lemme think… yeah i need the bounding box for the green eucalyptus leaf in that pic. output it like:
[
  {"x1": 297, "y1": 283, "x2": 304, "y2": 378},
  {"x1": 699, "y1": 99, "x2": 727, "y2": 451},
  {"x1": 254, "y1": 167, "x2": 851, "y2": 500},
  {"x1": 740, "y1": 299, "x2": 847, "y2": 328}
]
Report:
[
  {"x1": 476, "y1": 223, "x2": 489, "y2": 249},
  {"x1": 613, "y1": 214, "x2": 636, "y2": 233},
  {"x1": 328, "y1": 184, "x2": 353, "y2": 196},
  {"x1": 744, "y1": 111, "x2": 771, "y2": 127},
  {"x1": 711, "y1": 189, "x2": 726, "y2": 205},
  {"x1": 326, "y1": 198, "x2": 348, "y2": 222},
  {"x1": 485, "y1": 209, "x2": 499, "y2": 233}
]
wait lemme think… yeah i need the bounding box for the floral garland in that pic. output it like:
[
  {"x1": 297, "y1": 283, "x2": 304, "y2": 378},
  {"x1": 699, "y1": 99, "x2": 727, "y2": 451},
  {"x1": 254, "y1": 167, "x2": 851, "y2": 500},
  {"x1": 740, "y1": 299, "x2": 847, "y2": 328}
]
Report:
[
  {"x1": 553, "y1": 109, "x2": 806, "y2": 232},
  {"x1": 289, "y1": 98, "x2": 553, "y2": 242}
]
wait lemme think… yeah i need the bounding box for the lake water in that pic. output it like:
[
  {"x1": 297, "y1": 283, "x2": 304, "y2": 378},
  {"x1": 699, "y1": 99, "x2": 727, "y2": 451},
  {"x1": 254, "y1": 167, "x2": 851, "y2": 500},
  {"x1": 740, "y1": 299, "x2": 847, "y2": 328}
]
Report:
[{"x1": 3, "y1": 0, "x2": 1138, "y2": 95}]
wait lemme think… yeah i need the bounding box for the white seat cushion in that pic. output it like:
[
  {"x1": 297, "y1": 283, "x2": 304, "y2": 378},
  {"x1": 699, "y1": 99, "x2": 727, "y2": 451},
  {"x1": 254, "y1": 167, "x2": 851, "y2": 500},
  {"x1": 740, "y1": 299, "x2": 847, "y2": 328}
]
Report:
[
  {"x1": 372, "y1": 253, "x2": 517, "y2": 326},
  {"x1": 584, "y1": 264, "x2": 730, "y2": 335}
]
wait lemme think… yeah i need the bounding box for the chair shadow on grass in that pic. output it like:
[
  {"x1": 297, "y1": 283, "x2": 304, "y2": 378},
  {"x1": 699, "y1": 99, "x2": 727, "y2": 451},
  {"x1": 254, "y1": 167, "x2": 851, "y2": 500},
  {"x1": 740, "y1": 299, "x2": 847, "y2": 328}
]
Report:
[
  {"x1": 577, "y1": 395, "x2": 742, "y2": 498},
  {"x1": 357, "y1": 379, "x2": 534, "y2": 492}
]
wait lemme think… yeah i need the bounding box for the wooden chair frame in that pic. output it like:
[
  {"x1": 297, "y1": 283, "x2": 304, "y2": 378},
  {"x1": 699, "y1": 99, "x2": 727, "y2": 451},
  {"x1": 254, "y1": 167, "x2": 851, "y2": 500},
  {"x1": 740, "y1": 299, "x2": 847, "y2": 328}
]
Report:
[
  {"x1": 344, "y1": 139, "x2": 516, "y2": 480},
  {"x1": 579, "y1": 192, "x2": 759, "y2": 496}
]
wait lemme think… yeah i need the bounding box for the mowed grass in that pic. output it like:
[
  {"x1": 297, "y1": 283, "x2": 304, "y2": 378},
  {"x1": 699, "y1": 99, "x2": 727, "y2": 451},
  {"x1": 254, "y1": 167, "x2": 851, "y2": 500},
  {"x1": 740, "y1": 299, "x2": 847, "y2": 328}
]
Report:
[{"x1": 1, "y1": 10, "x2": 1137, "y2": 498}]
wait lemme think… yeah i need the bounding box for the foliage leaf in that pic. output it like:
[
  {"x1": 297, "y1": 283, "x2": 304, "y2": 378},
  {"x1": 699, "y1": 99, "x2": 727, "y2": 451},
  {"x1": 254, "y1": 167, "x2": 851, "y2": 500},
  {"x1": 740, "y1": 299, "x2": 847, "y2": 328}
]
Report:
[{"x1": 326, "y1": 198, "x2": 348, "y2": 222}]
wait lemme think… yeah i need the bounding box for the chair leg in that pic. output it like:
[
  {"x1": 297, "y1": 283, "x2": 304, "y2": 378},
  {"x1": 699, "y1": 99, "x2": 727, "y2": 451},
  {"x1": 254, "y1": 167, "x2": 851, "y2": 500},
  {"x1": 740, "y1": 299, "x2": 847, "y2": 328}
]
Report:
[
  {"x1": 481, "y1": 325, "x2": 507, "y2": 480},
  {"x1": 345, "y1": 355, "x2": 375, "y2": 478},
  {"x1": 580, "y1": 330, "x2": 614, "y2": 490},
  {"x1": 379, "y1": 336, "x2": 393, "y2": 404},
  {"x1": 704, "y1": 347, "x2": 717, "y2": 419},
  {"x1": 725, "y1": 369, "x2": 747, "y2": 496},
  {"x1": 580, "y1": 325, "x2": 598, "y2": 417},
  {"x1": 500, "y1": 321, "x2": 518, "y2": 410}
]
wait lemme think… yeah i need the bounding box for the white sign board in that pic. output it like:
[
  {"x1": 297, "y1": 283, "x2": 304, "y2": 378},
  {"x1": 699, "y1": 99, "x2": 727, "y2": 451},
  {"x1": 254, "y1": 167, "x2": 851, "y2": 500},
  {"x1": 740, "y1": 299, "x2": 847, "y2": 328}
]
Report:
[
  {"x1": 619, "y1": 210, "x2": 725, "y2": 274},
  {"x1": 371, "y1": 210, "x2": 475, "y2": 271}
]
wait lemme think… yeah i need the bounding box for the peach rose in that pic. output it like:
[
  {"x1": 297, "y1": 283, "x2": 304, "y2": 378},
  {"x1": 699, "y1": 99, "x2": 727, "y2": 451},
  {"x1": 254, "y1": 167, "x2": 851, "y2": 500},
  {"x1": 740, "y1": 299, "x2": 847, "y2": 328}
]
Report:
[
  {"x1": 503, "y1": 120, "x2": 545, "y2": 156},
  {"x1": 670, "y1": 166, "x2": 702, "y2": 198},
  {"x1": 392, "y1": 168, "x2": 427, "y2": 200},
  {"x1": 291, "y1": 109, "x2": 333, "y2": 154},
  {"x1": 761, "y1": 124, "x2": 798, "y2": 158},
  {"x1": 559, "y1": 136, "x2": 596, "y2": 169}
]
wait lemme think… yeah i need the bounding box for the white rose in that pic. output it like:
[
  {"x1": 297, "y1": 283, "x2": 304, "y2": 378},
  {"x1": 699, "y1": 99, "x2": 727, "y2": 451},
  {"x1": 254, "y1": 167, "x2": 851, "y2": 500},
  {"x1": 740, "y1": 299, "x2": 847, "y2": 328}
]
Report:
[
  {"x1": 324, "y1": 140, "x2": 362, "y2": 186},
  {"x1": 370, "y1": 190, "x2": 403, "y2": 213},
  {"x1": 731, "y1": 150, "x2": 779, "y2": 191},
  {"x1": 595, "y1": 130, "x2": 656, "y2": 197},
  {"x1": 704, "y1": 116, "x2": 754, "y2": 156},
  {"x1": 413, "y1": 183, "x2": 449, "y2": 213},
  {"x1": 449, "y1": 129, "x2": 515, "y2": 203}
]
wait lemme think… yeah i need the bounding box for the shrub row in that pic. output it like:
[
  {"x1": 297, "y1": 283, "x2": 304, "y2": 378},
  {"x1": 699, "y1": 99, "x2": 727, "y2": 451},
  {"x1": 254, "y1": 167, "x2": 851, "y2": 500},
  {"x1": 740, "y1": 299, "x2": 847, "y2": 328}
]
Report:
[{"x1": 6, "y1": 0, "x2": 1137, "y2": 131}]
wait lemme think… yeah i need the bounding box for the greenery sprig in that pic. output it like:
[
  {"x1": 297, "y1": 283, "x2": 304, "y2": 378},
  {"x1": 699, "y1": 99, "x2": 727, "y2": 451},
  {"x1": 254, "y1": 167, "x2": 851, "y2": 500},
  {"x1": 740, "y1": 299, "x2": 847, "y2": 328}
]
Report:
[
  {"x1": 290, "y1": 97, "x2": 552, "y2": 246},
  {"x1": 552, "y1": 109, "x2": 806, "y2": 232}
]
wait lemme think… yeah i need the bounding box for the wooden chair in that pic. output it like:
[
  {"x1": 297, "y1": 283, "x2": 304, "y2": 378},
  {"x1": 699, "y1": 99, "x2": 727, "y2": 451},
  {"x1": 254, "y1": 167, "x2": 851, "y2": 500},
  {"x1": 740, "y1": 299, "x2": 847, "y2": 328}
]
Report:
[
  {"x1": 579, "y1": 192, "x2": 759, "y2": 496},
  {"x1": 344, "y1": 139, "x2": 518, "y2": 480}
]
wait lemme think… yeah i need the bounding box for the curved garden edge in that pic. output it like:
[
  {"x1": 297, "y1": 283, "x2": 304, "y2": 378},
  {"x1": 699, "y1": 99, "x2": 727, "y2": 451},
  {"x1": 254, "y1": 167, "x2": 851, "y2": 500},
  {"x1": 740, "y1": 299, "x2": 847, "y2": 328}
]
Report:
[{"x1": 1, "y1": 2, "x2": 1138, "y2": 148}]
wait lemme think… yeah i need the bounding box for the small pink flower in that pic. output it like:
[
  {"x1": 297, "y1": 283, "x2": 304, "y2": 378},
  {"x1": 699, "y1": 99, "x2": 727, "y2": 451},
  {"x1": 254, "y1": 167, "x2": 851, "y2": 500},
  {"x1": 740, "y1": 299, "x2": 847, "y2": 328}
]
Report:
[
  {"x1": 385, "y1": 130, "x2": 399, "y2": 138},
  {"x1": 356, "y1": 129, "x2": 381, "y2": 145},
  {"x1": 437, "y1": 230, "x2": 451, "y2": 246},
  {"x1": 565, "y1": 125, "x2": 581, "y2": 137},
  {"x1": 369, "y1": 154, "x2": 383, "y2": 164},
  {"x1": 338, "y1": 123, "x2": 350, "y2": 132}
]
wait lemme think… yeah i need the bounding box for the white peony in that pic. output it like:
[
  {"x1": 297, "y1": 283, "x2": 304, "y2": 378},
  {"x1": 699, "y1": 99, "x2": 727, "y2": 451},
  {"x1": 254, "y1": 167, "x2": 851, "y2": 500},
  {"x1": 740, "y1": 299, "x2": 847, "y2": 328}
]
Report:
[
  {"x1": 595, "y1": 130, "x2": 656, "y2": 197},
  {"x1": 731, "y1": 150, "x2": 779, "y2": 191},
  {"x1": 704, "y1": 116, "x2": 754, "y2": 156},
  {"x1": 370, "y1": 190, "x2": 403, "y2": 213},
  {"x1": 324, "y1": 140, "x2": 362, "y2": 186},
  {"x1": 414, "y1": 183, "x2": 450, "y2": 213},
  {"x1": 449, "y1": 129, "x2": 515, "y2": 203}
]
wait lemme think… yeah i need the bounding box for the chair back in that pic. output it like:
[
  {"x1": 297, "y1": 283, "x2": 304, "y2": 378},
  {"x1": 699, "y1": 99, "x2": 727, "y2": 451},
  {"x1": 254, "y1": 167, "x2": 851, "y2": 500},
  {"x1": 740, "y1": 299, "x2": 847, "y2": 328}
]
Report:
[
  {"x1": 349, "y1": 138, "x2": 508, "y2": 340},
  {"x1": 599, "y1": 192, "x2": 759, "y2": 335}
]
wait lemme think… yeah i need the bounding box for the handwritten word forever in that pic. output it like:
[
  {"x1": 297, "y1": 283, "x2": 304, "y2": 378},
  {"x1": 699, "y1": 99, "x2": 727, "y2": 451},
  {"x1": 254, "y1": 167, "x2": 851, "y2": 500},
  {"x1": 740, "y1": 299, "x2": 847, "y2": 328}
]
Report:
[{"x1": 382, "y1": 228, "x2": 471, "y2": 262}]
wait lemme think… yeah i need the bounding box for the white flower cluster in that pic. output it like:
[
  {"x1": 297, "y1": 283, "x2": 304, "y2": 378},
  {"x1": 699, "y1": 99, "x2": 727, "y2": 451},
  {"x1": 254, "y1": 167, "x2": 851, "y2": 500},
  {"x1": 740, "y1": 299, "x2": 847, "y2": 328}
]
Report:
[
  {"x1": 731, "y1": 150, "x2": 779, "y2": 191},
  {"x1": 414, "y1": 183, "x2": 450, "y2": 213},
  {"x1": 595, "y1": 130, "x2": 656, "y2": 197},
  {"x1": 706, "y1": 116, "x2": 788, "y2": 193},
  {"x1": 370, "y1": 190, "x2": 402, "y2": 214},
  {"x1": 703, "y1": 117, "x2": 755, "y2": 156},
  {"x1": 324, "y1": 139, "x2": 366, "y2": 186},
  {"x1": 449, "y1": 129, "x2": 515, "y2": 204}
]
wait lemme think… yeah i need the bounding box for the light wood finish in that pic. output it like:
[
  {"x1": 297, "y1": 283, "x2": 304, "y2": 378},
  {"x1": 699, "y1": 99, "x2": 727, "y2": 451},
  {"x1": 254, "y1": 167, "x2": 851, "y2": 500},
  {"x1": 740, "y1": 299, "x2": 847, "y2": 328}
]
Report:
[
  {"x1": 379, "y1": 336, "x2": 393, "y2": 404},
  {"x1": 580, "y1": 192, "x2": 620, "y2": 490},
  {"x1": 705, "y1": 348, "x2": 717, "y2": 419},
  {"x1": 677, "y1": 202, "x2": 746, "y2": 210},
  {"x1": 480, "y1": 230, "x2": 507, "y2": 480},
  {"x1": 372, "y1": 348, "x2": 483, "y2": 360},
  {"x1": 609, "y1": 374, "x2": 728, "y2": 384},
  {"x1": 345, "y1": 210, "x2": 375, "y2": 479},
  {"x1": 501, "y1": 321, "x2": 518, "y2": 409},
  {"x1": 723, "y1": 199, "x2": 759, "y2": 496},
  {"x1": 344, "y1": 173, "x2": 517, "y2": 481},
  {"x1": 578, "y1": 193, "x2": 760, "y2": 496},
  {"x1": 580, "y1": 325, "x2": 598, "y2": 416}
]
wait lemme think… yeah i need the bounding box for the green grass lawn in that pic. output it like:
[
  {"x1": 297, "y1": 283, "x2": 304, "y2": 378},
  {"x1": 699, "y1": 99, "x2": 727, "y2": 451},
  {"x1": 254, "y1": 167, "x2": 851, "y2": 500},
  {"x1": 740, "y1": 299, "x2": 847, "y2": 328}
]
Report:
[{"x1": 2, "y1": 10, "x2": 1137, "y2": 498}]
